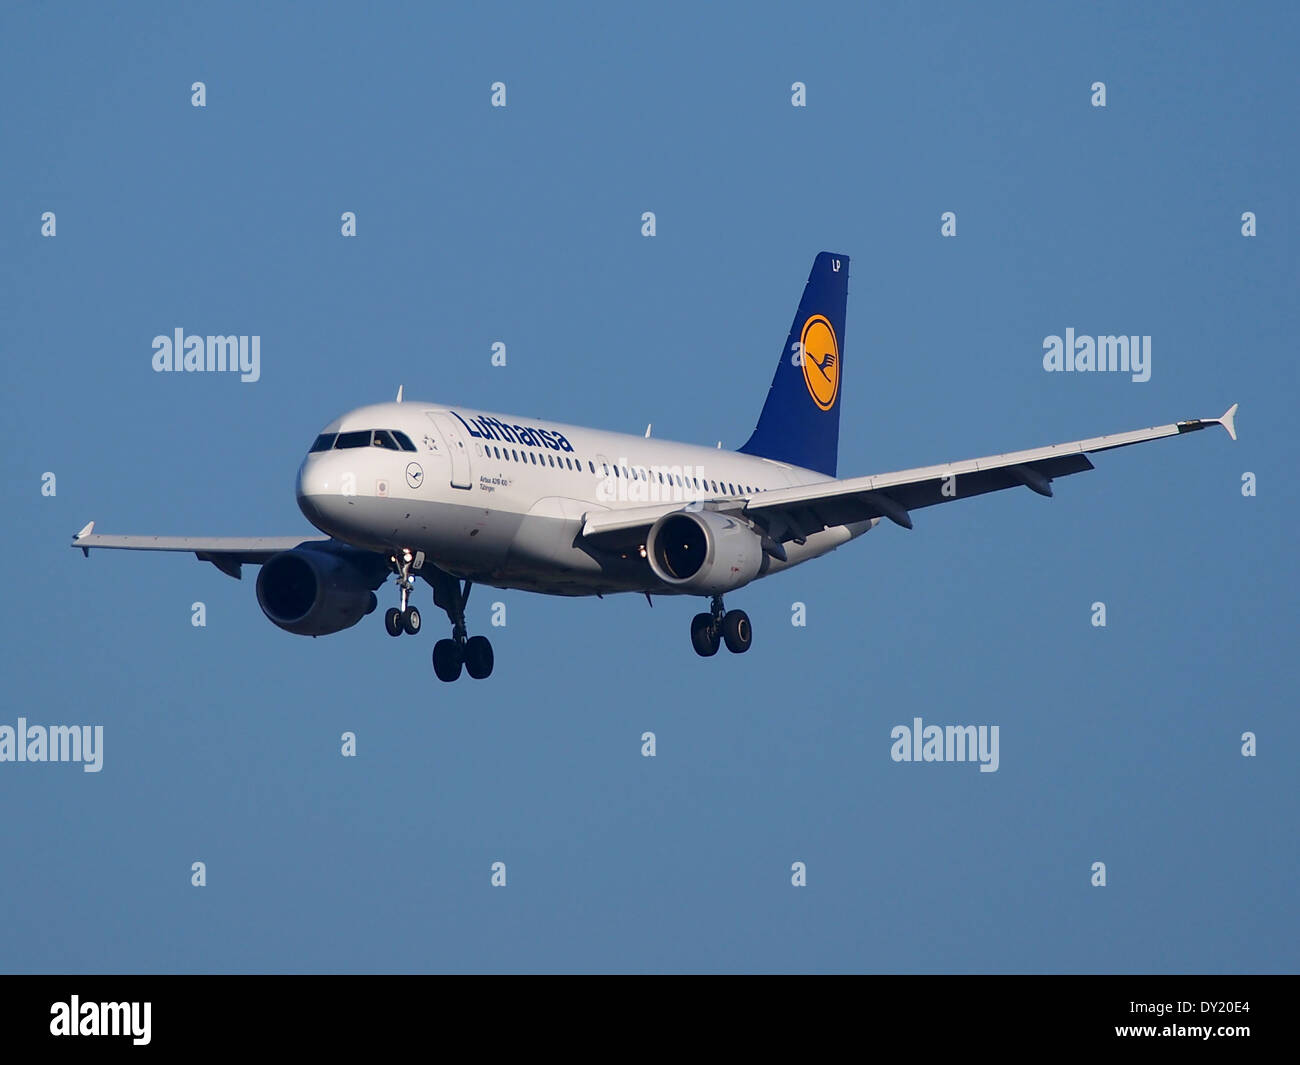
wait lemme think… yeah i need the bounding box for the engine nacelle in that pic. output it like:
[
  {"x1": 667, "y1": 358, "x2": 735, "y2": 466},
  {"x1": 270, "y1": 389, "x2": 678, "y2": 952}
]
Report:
[
  {"x1": 645, "y1": 509, "x2": 765, "y2": 594},
  {"x1": 256, "y1": 547, "x2": 378, "y2": 636}
]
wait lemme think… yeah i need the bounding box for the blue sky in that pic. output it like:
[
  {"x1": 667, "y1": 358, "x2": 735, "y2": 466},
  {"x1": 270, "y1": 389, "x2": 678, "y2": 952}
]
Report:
[{"x1": 1, "y1": 1, "x2": 1295, "y2": 973}]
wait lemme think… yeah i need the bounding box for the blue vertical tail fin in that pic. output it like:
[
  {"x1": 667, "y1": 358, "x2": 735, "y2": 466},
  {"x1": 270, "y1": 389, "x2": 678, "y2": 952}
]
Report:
[{"x1": 738, "y1": 251, "x2": 849, "y2": 477}]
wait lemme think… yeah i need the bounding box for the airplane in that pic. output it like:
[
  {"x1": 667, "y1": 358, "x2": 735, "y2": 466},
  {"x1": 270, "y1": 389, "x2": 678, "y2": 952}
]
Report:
[{"x1": 72, "y1": 252, "x2": 1239, "y2": 682}]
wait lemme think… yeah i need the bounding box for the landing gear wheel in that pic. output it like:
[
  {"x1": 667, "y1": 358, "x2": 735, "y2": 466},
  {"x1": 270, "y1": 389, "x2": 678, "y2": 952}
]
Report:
[
  {"x1": 722, "y1": 609, "x2": 752, "y2": 654},
  {"x1": 384, "y1": 607, "x2": 404, "y2": 637},
  {"x1": 691, "y1": 612, "x2": 720, "y2": 657},
  {"x1": 432, "y1": 639, "x2": 463, "y2": 682},
  {"x1": 463, "y1": 635, "x2": 494, "y2": 679},
  {"x1": 402, "y1": 606, "x2": 422, "y2": 636}
]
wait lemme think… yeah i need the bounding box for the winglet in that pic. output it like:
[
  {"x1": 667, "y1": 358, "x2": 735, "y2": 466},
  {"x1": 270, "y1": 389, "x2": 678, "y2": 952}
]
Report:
[
  {"x1": 74, "y1": 521, "x2": 94, "y2": 557},
  {"x1": 1218, "y1": 403, "x2": 1238, "y2": 441}
]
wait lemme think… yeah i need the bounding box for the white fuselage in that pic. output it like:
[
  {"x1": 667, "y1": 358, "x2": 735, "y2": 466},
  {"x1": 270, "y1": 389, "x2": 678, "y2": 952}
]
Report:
[{"x1": 295, "y1": 402, "x2": 873, "y2": 596}]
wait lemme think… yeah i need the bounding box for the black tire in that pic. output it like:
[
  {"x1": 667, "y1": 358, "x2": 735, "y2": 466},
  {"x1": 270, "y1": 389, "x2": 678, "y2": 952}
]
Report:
[
  {"x1": 691, "y1": 612, "x2": 720, "y2": 657},
  {"x1": 384, "y1": 607, "x2": 404, "y2": 637},
  {"x1": 722, "y1": 609, "x2": 752, "y2": 654},
  {"x1": 432, "y1": 639, "x2": 463, "y2": 682},
  {"x1": 402, "y1": 606, "x2": 422, "y2": 636},
  {"x1": 463, "y1": 635, "x2": 494, "y2": 679}
]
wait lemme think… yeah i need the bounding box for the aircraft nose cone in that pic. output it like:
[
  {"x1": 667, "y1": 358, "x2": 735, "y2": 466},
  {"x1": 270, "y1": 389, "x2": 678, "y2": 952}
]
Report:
[{"x1": 296, "y1": 457, "x2": 340, "y2": 531}]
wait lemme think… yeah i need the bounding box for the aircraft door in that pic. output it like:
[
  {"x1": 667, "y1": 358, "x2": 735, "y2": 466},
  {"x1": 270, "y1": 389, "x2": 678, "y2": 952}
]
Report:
[{"x1": 426, "y1": 411, "x2": 473, "y2": 490}]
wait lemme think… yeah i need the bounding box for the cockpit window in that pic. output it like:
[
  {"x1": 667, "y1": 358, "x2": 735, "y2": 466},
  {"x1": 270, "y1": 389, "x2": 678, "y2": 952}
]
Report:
[
  {"x1": 372, "y1": 430, "x2": 400, "y2": 450},
  {"x1": 391, "y1": 431, "x2": 418, "y2": 452},
  {"x1": 309, "y1": 433, "x2": 337, "y2": 453},
  {"x1": 335, "y1": 430, "x2": 371, "y2": 449}
]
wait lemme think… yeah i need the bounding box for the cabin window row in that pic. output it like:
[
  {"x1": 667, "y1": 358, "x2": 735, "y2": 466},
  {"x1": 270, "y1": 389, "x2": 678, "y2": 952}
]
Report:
[
  {"x1": 485, "y1": 444, "x2": 761, "y2": 496},
  {"x1": 486, "y1": 444, "x2": 589, "y2": 473}
]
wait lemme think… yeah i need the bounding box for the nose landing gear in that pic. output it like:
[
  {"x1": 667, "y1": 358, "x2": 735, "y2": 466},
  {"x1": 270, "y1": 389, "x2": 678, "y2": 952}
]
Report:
[{"x1": 384, "y1": 549, "x2": 423, "y2": 636}]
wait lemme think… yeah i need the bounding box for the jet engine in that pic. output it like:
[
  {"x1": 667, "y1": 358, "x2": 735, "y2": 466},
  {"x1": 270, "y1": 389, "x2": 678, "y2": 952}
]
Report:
[
  {"x1": 256, "y1": 547, "x2": 380, "y2": 636},
  {"x1": 645, "y1": 509, "x2": 765, "y2": 594}
]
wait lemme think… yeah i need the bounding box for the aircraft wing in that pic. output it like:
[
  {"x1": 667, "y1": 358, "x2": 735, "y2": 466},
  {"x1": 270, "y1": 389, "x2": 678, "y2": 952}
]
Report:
[
  {"x1": 71, "y1": 523, "x2": 332, "y2": 579},
  {"x1": 581, "y1": 404, "x2": 1238, "y2": 548}
]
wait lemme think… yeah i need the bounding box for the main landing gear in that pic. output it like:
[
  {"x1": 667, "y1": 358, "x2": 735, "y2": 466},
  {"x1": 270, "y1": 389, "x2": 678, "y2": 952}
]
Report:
[
  {"x1": 691, "y1": 594, "x2": 752, "y2": 657},
  {"x1": 381, "y1": 551, "x2": 494, "y2": 682},
  {"x1": 383, "y1": 549, "x2": 422, "y2": 637},
  {"x1": 428, "y1": 573, "x2": 494, "y2": 683}
]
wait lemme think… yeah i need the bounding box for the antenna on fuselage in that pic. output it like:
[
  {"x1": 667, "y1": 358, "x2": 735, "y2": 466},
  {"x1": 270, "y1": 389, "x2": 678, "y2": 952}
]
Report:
[
  {"x1": 396, "y1": 385, "x2": 404, "y2": 403},
  {"x1": 645, "y1": 423, "x2": 652, "y2": 438}
]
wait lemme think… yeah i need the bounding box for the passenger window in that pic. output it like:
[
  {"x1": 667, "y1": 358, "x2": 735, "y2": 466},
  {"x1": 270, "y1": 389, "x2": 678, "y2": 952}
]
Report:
[
  {"x1": 530, "y1": 452, "x2": 537, "y2": 464},
  {"x1": 336, "y1": 430, "x2": 371, "y2": 449},
  {"x1": 309, "y1": 433, "x2": 336, "y2": 453}
]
